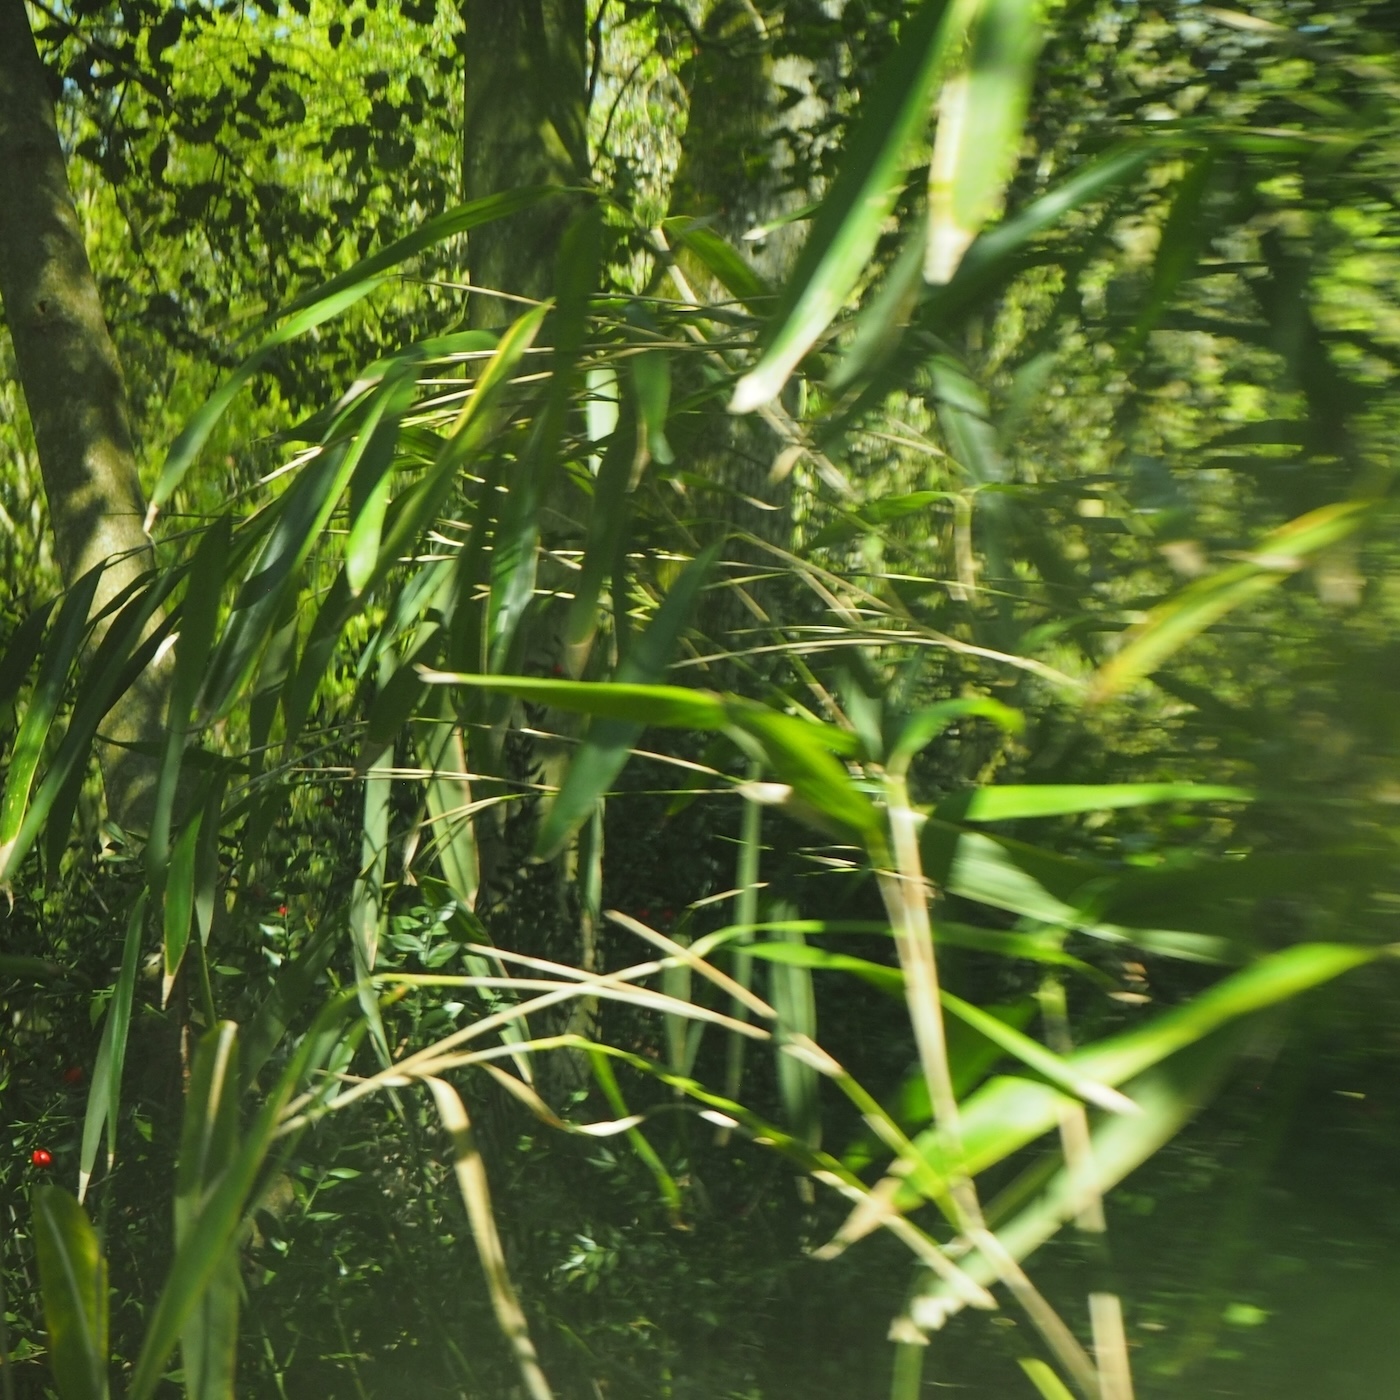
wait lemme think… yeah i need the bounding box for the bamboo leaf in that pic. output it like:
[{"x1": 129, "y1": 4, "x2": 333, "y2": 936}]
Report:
[
  {"x1": 937, "y1": 782, "x2": 1252, "y2": 823},
  {"x1": 941, "y1": 991, "x2": 1139, "y2": 1116},
  {"x1": 731, "y1": 0, "x2": 971, "y2": 412},
  {"x1": 662, "y1": 217, "x2": 771, "y2": 311},
  {"x1": 564, "y1": 399, "x2": 638, "y2": 674},
  {"x1": 32, "y1": 1186, "x2": 109, "y2": 1400},
  {"x1": 0, "y1": 597, "x2": 55, "y2": 716},
  {"x1": 488, "y1": 208, "x2": 601, "y2": 666},
  {"x1": 78, "y1": 890, "x2": 148, "y2": 1201},
  {"x1": 151, "y1": 282, "x2": 382, "y2": 516},
  {"x1": 175, "y1": 1024, "x2": 242, "y2": 1400},
  {"x1": 908, "y1": 942, "x2": 1376, "y2": 1201},
  {"x1": 726, "y1": 704, "x2": 881, "y2": 840},
  {"x1": 1091, "y1": 499, "x2": 1372, "y2": 700},
  {"x1": 889, "y1": 696, "x2": 1022, "y2": 773},
  {"x1": 925, "y1": 0, "x2": 1044, "y2": 283},
  {"x1": 128, "y1": 996, "x2": 358, "y2": 1400},
  {"x1": 0, "y1": 565, "x2": 103, "y2": 881},
  {"x1": 535, "y1": 544, "x2": 720, "y2": 859},
  {"x1": 162, "y1": 811, "x2": 203, "y2": 1003},
  {"x1": 151, "y1": 188, "x2": 556, "y2": 516},
  {"x1": 1019, "y1": 1359, "x2": 1077, "y2": 1400},
  {"x1": 419, "y1": 672, "x2": 731, "y2": 730}
]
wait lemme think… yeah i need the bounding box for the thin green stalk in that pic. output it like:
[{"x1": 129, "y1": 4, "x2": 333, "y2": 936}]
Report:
[
  {"x1": 875, "y1": 770, "x2": 1101, "y2": 1400},
  {"x1": 717, "y1": 764, "x2": 762, "y2": 1144}
]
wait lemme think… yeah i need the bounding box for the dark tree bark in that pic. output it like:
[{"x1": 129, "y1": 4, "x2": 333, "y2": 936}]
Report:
[
  {"x1": 0, "y1": 0, "x2": 164, "y2": 829},
  {"x1": 463, "y1": 0, "x2": 589, "y2": 326}
]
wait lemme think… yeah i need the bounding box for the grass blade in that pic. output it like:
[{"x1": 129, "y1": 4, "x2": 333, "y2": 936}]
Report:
[{"x1": 426, "y1": 1077, "x2": 554, "y2": 1400}]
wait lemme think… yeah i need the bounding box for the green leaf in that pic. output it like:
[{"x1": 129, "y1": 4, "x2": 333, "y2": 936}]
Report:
[
  {"x1": 79, "y1": 890, "x2": 148, "y2": 1201},
  {"x1": 911, "y1": 942, "x2": 1376, "y2": 1202},
  {"x1": 0, "y1": 597, "x2": 55, "y2": 716},
  {"x1": 128, "y1": 996, "x2": 358, "y2": 1400},
  {"x1": 726, "y1": 703, "x2": 881, "y2": 840},
  {"x1": 564, "y1": 400, "x2": 638, "y2": 674},
  {"x1": 889, "y1": 696, "x2": 1022, "y2": 773},
  {"x1": 277, "y1": 186, "x2": 557, "y2": 321},
  {"x1": 924, "y1": 819, "x2": 1234, "y2": 963},
  {"x1": 630, "y1": 346, "x2": 674, "y2": 467},
  {"x1": 535, "y1": 544, "x2": 720, "y2": 859},
  {"x1": 419, "y1": 673, "x2": 731, "y2": 730},
  {"x1": 175, "y1": 1024, "x2": 242, "y2": 1400},
  {"x1": 1122, "y1": 149, "x2": 1216, "y2": 355},
  {"x1": 941, "y1": 991, "x2": 1137, "y2": 1115},
  {"x1": 32, "y1": 1186, "x2": 109, "y2": 1400},
  {"x1": 4, "y1": 582, "x2": 174, "y2": 884},
  {"x1": 151, "y1": 282, "x2": 383, "y2": 515},
  {"x1": 661, "y1": 218, "x2": 771, "y2": 311},
  {"x1": 0, "y1": 565, "x2": 103, "y2": 881},
  {"x1": 152, "y1": 188, "x2": 558, "y2": 515},
  {"x1": 489, "y1": 208, "x2": 602, "y2": 666},
  {"x1": 1091, "y1": 500, "x2": 1372, "y2": 700},
  {"x1": 1018, "y1": 1359, "x2": 1076, "y2": 1400},
  {"x1": 925, "y1": 0, "x2": 1044, "y2": 283},
  {"x1": 731, "y1": 0, "x2": 969, "y2": 411},
  {"x1": 937, "y1": 782, "x2": 1252, "y2": 823},
  {"x1": 162, "y1": 811, "x2": 203, "y2": 1002}
]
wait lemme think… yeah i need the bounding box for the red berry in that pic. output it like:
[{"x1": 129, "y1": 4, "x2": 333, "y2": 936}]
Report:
[
  {"x1": 62, "y1": 1066, "x2": 83, "y2": 1084},
  {"x1": 31, "y1": 1148, "x2": 53, "y2": 1168},
  {"x1": 638, "y1": 907, "x2": 652, "y2": 921},
  {"x1": 278, "y1": 904, "x2": 288, "y2": 917}
]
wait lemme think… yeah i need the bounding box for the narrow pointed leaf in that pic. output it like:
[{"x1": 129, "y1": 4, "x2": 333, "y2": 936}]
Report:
[
  {"x1": 32, "y1": 1186, "x2": 109, "y2": 1400},
  {"x1": 536, "y1": 545, "x2": 719, "y2": 858},
  {"x1": 1091, "y1": 500, "x2": 1372, "y2": 700},
  {"x1": 937, "y1": 782, "x2": 1252, "y2": 823},
  {"x1": 731, "y1": 0, "x2": 970, "y2": 411},
  {"x1": 79, "y1": 891, "x2": 148, "y2": 1201},
  {"x1": 0, "y1": 566, "x2": 103, "y2": 880},
  {"x1": 925, "y1": 0, "x2": 1044, "y2": 283}
]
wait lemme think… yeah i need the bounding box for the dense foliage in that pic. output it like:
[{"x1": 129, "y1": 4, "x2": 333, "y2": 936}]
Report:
[{"x1": 4, "y1": 2, "x2": 1400, "y2": 1398}]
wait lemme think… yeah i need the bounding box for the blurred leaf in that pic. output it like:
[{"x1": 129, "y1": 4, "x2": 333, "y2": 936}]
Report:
[
  {"x1": 926, "y1": 0, "x2": 1044, "y2": 283},
  {"x1": 79, "y1": 890, "x2": 148, "y2": 1201},
  {"x1": 1018, "y1": 1359, "x2": 1077, "y2": 1400},
  {"x1": 731, "y1": 0, "x2": 967, "y2": 411},
  {"x1": 889, "y1": 696, "x2": 1022, "y2": 772},
  {"x1": 420, "y1": 673, "x2": 731, "y2": 730},
  {"x1": 936, "y1": 782, "x2": 1252, "y2": 823},
  {"x1": 32, "y1": 1186, "x2": 109, "y2": 1400},
  {"x1": 175, "y1": 1024, "x2": 241, "y2": 1400},
  {"x1": 662, "y1": 217, "x2": 770, "y2": 311}
]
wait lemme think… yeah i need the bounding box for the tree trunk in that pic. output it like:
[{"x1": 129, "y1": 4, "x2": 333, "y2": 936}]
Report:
[
  {"x1": 462, "y1": 0, "x2": 589, "y2": 326},
  {"x1": 0, "y1": 0, "x2": 164, "y2": 831}
]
